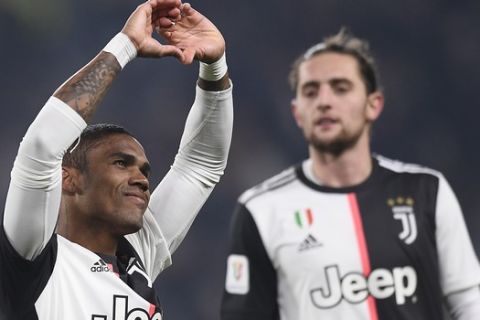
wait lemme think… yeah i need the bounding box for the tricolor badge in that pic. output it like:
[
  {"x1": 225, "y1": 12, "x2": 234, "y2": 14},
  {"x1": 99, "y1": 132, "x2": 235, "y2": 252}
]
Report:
[
  {"x1": 225, "y1": 254, "x2": 249, "y2": 294},
  {"x1": 294, "y1": 208, "x2": 314, "y2": 228}
]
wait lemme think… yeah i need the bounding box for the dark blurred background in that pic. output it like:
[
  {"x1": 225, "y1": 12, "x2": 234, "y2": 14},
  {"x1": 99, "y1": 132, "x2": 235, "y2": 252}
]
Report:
[{"x1": 0, "y1": 0, "x2": 479, "y2": 319}]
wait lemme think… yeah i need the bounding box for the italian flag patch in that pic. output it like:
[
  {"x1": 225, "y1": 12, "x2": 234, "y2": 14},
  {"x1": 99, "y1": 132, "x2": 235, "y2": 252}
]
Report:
[{"x1": 294, "y1": 208, "x2": 314, "y2": 228}]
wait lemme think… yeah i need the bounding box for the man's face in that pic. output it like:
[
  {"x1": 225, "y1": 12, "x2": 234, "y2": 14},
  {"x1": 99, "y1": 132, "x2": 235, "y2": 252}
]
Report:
[
  {"x1": 77, "y1": 133, "x2": 151, "y2": 236},
  {"x1": 291, "y1": 52, "x2": 383, "y2": 155}
]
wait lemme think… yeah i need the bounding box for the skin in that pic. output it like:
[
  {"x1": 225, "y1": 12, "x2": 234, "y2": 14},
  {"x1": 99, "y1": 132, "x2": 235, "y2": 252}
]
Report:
[
  {"x1": 53, "y1": 0, "x2": 230, "y2": 255},
  {"x1": 59, "y1": 134, "x2": 151, "y2": 254},
  {"x1": 291, "y1": 52, "x2": 384, "y2": 188}
]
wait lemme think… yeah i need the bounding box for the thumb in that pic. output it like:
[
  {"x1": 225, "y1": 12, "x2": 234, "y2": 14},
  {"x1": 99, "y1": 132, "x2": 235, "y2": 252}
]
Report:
[
  {"x1": 180, "y1": 47, "x2": 196, "y2": 65},
  {"x1": 158, "y1": 45, "x2": 185, "y2": 60},
  {"x1": 137, "y1": 38, "x2": 183, "y2": 59}
]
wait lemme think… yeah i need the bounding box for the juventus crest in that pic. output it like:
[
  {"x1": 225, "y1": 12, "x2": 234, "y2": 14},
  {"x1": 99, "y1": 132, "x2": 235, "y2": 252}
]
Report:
[{"x1": 388, "y1": 197, "x2": 417, "y2": 245}]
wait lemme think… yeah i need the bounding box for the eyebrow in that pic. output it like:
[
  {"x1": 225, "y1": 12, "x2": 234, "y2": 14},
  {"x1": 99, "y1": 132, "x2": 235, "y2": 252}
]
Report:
[
  {"x1": 111, "y1": 152, "x2": 151, "y2": 177},
  {"x1": 301, "y1": 78, "x2": 353, "y2": 89},
  {"x1": 301, "y1": 80, "x2": 320, "y2": 89},
  {"x1": 329, "y1": 78, "x2": 353, "y2": 86}
]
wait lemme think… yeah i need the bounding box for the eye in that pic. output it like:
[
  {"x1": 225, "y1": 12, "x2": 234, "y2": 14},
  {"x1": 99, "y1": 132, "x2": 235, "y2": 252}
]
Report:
[
  {"x1": 302, "y1": 87, "x2": 318, "y2": 99},
  {"x1": 331, "y1": 81, "x2": 352, "y2": 95},
  {"x1": 114, "y1": 159, "x2": 127, "y2": 168},
  {"x1": 334, "y1": 85, "x2": 349, "y2": 94}
]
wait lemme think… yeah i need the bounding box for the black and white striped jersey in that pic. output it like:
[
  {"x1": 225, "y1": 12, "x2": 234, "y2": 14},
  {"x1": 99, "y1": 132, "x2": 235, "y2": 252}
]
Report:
[
  {"x1": 221, "y1": 156, "x2": 480, "y2": 320},
  {"x1": 0, "y1": 83, "x2": 233, "y2": 320},
  {"x1": 0, "y1": 224, "x2": 165, "y2": 320}
]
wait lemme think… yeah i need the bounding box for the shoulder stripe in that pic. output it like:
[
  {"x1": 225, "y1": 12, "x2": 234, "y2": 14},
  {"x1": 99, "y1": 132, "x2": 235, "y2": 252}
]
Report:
[
  {"x1": 239, "y1": 166, "x2": 297, "y2": 204},
  {"x1": 375, "y1": 154, "x2": 442, "y2": 177}
]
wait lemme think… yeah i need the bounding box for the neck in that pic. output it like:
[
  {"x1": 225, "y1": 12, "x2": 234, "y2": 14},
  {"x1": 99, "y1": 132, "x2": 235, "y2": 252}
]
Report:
[
  {"x1": 57, "y1": 201, "x2": 118, "y2": 256},
  {"x1": 308, "y1": 134, "x2": 372, "y2": 188}
]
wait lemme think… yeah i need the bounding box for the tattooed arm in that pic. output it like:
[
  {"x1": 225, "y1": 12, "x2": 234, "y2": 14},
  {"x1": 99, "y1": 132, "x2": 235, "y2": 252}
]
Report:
[
  {"x1": 54, "y1": 0, "x2": 185, "y2": 121},
  {"x1": 53, "y1": 53, "x2": 121, "y2": 122},
  {"x1": 1, "y1": 0, "x2": 184, "y2": 260}
]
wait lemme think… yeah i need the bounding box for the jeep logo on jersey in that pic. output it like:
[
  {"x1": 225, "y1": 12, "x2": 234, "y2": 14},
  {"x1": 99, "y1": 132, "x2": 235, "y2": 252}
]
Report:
[
  {"x1": 310, "y1": 265, "x2": 417, "y2": 309},
  {"x1": 91, "y1": 295, "x2": 162, "y2": 320},
  {"x1": 388, "y1": 197, "x2": 417, "y2": 245}
]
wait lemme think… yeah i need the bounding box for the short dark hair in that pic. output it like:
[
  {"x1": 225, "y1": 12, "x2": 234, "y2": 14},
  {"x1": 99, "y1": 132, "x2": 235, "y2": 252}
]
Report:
[
  {"x1": 62, "y1": 123, "x2": 133, "y2": 172},
  {"x1": 289, "y1": 28, "x2": 381, "y2": 94}
]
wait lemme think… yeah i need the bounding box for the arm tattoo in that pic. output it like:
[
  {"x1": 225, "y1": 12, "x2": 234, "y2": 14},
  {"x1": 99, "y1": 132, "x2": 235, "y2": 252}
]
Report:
[{"x1": 54, "y1": 52, "x2": 121, "y2": 122}]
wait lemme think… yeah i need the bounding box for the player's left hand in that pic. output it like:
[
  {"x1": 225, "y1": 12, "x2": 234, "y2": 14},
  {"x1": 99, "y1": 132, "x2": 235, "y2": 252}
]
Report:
[{"x1": 158, "y1": 3, "x2": 225, "y2": 65}]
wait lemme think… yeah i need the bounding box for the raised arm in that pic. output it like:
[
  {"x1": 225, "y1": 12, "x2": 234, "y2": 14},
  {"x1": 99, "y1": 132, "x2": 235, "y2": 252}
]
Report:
[
  {"x1": 2, "y1": 0, "x2": 185, "y2": 260},
  {"x1": 126, "y1": 3, "x2": 234, "y2": 276}
]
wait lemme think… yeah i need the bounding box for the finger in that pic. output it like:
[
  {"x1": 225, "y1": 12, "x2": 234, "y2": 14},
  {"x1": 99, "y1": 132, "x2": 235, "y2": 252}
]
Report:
[
  {"x1": 138, "y1": 1, "x2": 154, "y2": 16},
  {"x1": 157, "y1": 17, "x2": 176, "y2": 28},
  {"x1": 180, "y1": 3, "x2": 195, "y2": 16},
  {"x1": 153, "y1": 7, "x2": 181, "y2": 18},
  {"x1": 141, "y1": 38, "x2": 183, "y2": 59},
  {"x1": 152, "y1": 8, "x2": 180, "y2": 26},
  {"x1": 181, "y1": 47, "x2": 196, "y2": 65},
  {"x1": 167, "y1": 7, "x2": 181, "y2": 20},
  {"x1": 153, "y1": 19, "x2": 174, "y2": 32},
  {"x1": 149, "y1": 0, "x2": 181, "y2": 12},
  {"x1": 160, "y1": 45, "x2": 185, "y2": 61}
]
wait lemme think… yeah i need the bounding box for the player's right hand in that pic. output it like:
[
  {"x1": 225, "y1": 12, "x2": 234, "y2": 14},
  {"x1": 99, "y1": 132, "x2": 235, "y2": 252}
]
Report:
[{"x1": 121, "y1": 0, "x2": 184, "y2": 59}]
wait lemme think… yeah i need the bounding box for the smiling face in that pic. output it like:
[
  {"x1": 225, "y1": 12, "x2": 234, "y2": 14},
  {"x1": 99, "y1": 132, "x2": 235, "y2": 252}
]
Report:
[
  {"x1": 71, "y1": 133, "x2": 151, "y2": 236},
  {"x1": 291, "y1": 52, "x2": 383, "y2": 156}
]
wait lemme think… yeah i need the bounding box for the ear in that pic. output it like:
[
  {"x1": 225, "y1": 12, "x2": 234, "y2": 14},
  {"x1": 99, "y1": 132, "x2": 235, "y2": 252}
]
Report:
[
  {"x1": 366, "y1": 91, "x2": 384, "y2": 122},
  {"x1": 62, "y1": 167, "x2": 83, "y2": 194},
  {"x1": 291, "y1": 99, "x2": 303, "y2": 129}
]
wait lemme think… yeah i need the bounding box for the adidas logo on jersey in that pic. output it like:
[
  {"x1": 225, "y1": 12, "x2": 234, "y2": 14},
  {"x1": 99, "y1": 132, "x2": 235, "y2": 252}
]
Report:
[
  {"x1": 298, "y1": 234, "x2": 322, "y2": 251},
  {"x1": 90, "y1": 259, "x2": 111, "y2": 273},
  {"x1": 91, "y1": 295, "x2": 162, "y2": 320},
  {"x1": 310, "y1": 265, "x2": 417, "y2": 308}
]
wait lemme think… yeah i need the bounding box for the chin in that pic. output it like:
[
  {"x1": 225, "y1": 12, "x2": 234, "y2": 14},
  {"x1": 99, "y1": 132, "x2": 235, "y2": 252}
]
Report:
[
  {"x1": 118, "y1": 215, "x2": 144, "y2": 235},
  {"x1": 121, "y1": 223, "x2": 143, "y2": 236},
  {"x1": 311, "y1": 138, "x2": 352, "y2": 155}
]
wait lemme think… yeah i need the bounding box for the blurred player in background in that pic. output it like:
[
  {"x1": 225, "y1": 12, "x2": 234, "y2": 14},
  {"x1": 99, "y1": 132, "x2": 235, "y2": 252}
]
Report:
[
  {"x1": 221, "y1": 29, "x2": 480, "y2": 319},
  {"x1": 0, "y1": 0, "x2": 233, "y2": 319}
]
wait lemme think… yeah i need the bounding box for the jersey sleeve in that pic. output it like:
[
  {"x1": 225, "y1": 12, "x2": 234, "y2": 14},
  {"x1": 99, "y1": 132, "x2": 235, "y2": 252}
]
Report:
[
  {"x1": 220, "y1": 203, "x2": 280, "y2": 320},
  {"x1": 125, "y1": 83, "x2": 233, "y2": 280},
  {"x1": 445, "y1": 286, "x2": 480, "y2": 320},
  {"x1": 0, "y1": 226, "x2": 58, "y2": 316},
  {"x1": 436, "y1": 174, "x2": 480, "y2": 295},
  {"x1": 2, "y1": 97, "x2": 86, "y2": 260}
]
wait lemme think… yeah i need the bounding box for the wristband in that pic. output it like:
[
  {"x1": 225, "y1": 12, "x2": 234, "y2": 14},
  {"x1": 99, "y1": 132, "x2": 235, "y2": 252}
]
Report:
[
  {"x1": 103, "y1": 33, "x2": 137, "y2": 69},
  {"x1": 199, "y1": 52, "x2": 228, "y2": 81}
]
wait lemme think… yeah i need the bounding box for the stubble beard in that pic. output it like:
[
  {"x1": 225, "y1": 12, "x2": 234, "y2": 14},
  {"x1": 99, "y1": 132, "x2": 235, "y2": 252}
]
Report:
[{"x1": 307, "y1": 126, "x2": 366, "y2": 157}]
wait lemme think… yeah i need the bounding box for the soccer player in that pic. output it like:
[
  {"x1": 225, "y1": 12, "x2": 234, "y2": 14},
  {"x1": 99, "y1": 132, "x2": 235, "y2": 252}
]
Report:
[
  {"x1": 221, "y1": 29, "x2": 480, "y2": 319},
  {"x1": 0, "y1": 0, "x2": 233, "y2": 319}
]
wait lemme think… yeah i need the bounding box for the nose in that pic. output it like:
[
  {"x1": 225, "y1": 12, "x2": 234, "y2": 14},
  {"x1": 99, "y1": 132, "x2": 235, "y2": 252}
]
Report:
[
  {"x1": 129, "y1": 169, "x2": 149, "y2": 192},
  {"x1": 316, "y1": 87, "x2": 333, "y2": 111}
]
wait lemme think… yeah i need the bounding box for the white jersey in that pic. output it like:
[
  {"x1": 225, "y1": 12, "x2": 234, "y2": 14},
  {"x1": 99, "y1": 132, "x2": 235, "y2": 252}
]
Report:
[
  {"x1": 221, "y1": 156, "x2": 480, "y2": 320},
  {"x1": 1, "y1": 83, "x2": 233, "y2": 320}
]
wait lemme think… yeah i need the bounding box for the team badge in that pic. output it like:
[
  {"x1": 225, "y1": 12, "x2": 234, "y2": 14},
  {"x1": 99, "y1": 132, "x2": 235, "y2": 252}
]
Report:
[
  {"x1": 225, "y1": 254, "x2": 249, "y2": 294},
  {"x1": 388, "y1": 197, "x2": 417, "y2": 245}
]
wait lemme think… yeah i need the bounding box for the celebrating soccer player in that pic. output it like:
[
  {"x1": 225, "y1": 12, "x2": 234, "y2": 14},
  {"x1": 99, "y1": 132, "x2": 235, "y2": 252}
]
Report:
[{"x1": 0, "y1": 0, "x2": 233, "y2": 319}]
